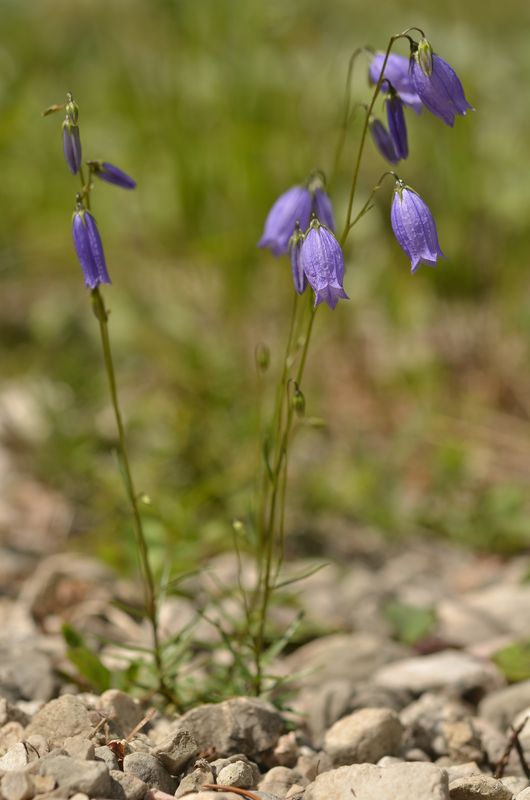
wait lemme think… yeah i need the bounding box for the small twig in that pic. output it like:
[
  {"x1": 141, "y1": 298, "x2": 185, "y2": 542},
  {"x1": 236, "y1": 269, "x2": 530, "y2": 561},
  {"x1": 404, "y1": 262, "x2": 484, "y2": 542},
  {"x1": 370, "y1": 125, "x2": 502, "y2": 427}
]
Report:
[
  {"x1": 494, "y1": 715, "x2": 530, "y2": 778},
  {"x1": 202, "y1": 785, "x2": 262, "y2": 800}
]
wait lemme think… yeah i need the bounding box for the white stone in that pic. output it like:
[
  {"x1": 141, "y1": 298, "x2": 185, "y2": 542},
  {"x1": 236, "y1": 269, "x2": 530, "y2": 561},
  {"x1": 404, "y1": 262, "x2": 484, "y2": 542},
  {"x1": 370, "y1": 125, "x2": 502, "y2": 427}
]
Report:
[{"x1": 304, "y1": 762, "x2": 449, "y2": 800}]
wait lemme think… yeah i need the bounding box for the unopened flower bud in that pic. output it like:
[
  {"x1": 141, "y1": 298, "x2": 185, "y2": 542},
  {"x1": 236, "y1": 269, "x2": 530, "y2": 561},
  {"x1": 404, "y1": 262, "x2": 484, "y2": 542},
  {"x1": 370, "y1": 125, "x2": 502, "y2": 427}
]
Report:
[
  {"x1": 89, "y1": 161, "x2": 136, "y2": 190},
  {"x1": 255, "y1": 342, "x2": 270, "y2": 373},
  {"x1": 63, "y1": 121, "x2": 82, "y2": 175},
  {"x1": 288, "y1": 223, "x2": 307, "y2": 295},
  {"x1": 291, "y1": 384, "x2": 305, "y2": 417},
  {"x1": 72, "y1": 202, "x2": 111, "y2": 289}
]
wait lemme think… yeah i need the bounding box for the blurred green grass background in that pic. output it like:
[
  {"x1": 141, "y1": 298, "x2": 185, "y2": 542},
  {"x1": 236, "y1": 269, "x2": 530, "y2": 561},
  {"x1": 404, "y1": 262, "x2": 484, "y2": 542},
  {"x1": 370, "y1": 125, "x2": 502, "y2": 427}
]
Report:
[{"x1": 2, "y1": 0, "x2": 530, "y2": 574}]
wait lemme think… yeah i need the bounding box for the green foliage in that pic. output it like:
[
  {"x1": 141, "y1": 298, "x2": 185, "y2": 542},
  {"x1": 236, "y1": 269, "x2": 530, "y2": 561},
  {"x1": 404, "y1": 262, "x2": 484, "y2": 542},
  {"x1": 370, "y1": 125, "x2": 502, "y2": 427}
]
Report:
[
  {"x1": 493, "y1": 640, "x2": 530, "y2": 683},
  {"x1": 384, "y1": 601, "x2": 437, "y2": 646}
]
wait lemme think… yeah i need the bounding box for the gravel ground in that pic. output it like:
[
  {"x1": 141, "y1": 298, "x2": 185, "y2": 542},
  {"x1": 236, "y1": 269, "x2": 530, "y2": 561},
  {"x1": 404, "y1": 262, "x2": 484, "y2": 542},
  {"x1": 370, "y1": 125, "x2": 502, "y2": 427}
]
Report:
[{"x1": 2, "y1": 528, "x2": 530, "y2": 800}]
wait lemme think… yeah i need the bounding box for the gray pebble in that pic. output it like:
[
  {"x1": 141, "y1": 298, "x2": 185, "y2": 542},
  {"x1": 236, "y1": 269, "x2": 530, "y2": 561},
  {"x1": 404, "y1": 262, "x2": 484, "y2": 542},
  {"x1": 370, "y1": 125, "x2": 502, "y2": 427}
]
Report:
[
  {"x1": 36, "y1": 754, "x2": 111, "y2": 796},
  {"x1": 152, "y1": 729, "x2": 199, "y2": 774},
  {"x1": 95, "y1": 745, "x2": 120, "y2": 771},
  {"x1": 63, "y1": 735, "x2": 95, "y2": 761},
  {"x1": 1, "y1": 771, "x2": 34, "y2": 800},
  {"x1": 123, "y1": 752, "x2": 175, "y2": 794},
  {"x1": 217, "y1": 760, "x2": 256, "y2": 789},
  {"x1": 109, "y1": 769, "x2": 148, "y2": 800}
]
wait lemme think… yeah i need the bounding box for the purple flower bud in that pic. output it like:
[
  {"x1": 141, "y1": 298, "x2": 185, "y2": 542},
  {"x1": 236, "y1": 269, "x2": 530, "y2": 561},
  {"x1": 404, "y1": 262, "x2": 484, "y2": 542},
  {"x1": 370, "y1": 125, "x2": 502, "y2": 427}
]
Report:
[
  {"x1": 288, "y1": 224, "x2": 307, "y2": 295},
  {"x1": 300, "y1": 220, "x2": 349, "y2": 309},
  {"x1": 63, "y1": 121, "x2": 82, "y2": 175},
  {"x1": 91, "y1": 161, "x2": 137, "y2": 190},
  {"x1": 411, "y1": 53, "x2": 473, "y2": 127},
  {"x1": 390, "y1": 183, "x2": 444, "y2": 273},
  {"x1": 369, "y1": 53, "x2": 423, "y2": 114},
  {"x1": 72, "y1": 209, "x2": 111, "y2": 289},
  {"x1": 385, "y1": 94, "x2": 408, "y2": 160},
  {"x1": 369, "y1": 118, "x2": 399, "y2": 163}
]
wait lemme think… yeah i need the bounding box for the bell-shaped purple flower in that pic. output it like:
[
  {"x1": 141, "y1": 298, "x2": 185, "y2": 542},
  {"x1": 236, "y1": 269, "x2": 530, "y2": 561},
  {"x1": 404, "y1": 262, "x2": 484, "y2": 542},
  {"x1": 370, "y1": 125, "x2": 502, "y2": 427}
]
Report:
[
  {"x1": 62, "y1": 121, "x2": 82, "y2": 175},
  {"x1": 288, "y1": 224, "x2": 307, "y2": 295},
  {"x1": 369, "y1": 118, "x2": 399, "y2": 164},
  {"x1": 72, "y1": 208, "x2": 111, "y2": 289},
  {"x1": 390, "y1": 183, "x2": 444, "y2": 273},
  {"x1": 411, "y1": 49, "x2": 473, "y2": 127},
  {"x1": 258, "y1": 186, "x2": 313, "y2": 257},
  {"x1": 369, "y1": 53, "x2": 423, "y2": 113},
  {"x1": 385, "y1": 94, "x2": 408, "y2": 160},
  {"x1": 313, "y1": 188, "x2": 335, "y2": 232},
  {"x1": 300, "y1": 219, "x2": 348, "y2": 309},
  {"x1": 91, "y1": 161, "x2": 137, "y2": 190}
]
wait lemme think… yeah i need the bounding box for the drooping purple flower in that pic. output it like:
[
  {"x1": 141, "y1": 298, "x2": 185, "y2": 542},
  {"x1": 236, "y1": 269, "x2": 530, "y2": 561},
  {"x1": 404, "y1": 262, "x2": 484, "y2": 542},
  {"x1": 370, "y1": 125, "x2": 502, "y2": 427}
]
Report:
[
  {"x1": 385, "y1": 94, "x2": 408, "y2": 160},
  {"x1": 91, "y1": 161, "x2": 137, "y2": 190},
  {"x1": 300, "y1": 219, "x2": 348, "y2": 309},
  {"x1": 313, "y1": 188, "x2": 335, "y2": 232},
  {"x1": 62, "y1": 122, "x2": 82, "y2": 175},
  {"x1": 369, "y1": 52, "x2": 423, "y2": 113},
  {"x1": 258, "y1": 185, "x2": 312, "y2": 257},
  {"x1": 288, "y1": 224, "x2": 307, "y2": 295},
  {"x1": 258, "y1": 173, "x2": 337, "y2": 257},
  {"x1": 369, "y1": 118, "x2": 399, "y2": 164},
  {"x1": 390, "y1": 183, "x2": 444, "y2": 273},
  {"x1": 72, "y1": 208, "x2": 111, "y2": 289},
  {"x1": 411, "y1": 48, "x2": 473, "y2": 127}
]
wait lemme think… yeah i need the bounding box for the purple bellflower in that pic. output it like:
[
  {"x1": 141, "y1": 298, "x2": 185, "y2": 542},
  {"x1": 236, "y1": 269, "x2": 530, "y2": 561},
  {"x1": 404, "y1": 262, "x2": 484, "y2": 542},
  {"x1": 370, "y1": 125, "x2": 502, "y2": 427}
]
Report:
[
  {"x1": 313, "y1": 187, "x2": 335, "y2": 232},
  {"x1": 411, "y1": 40, "x2": 473, "y2": 127},
  {"x1": 72, "y1": 206, "x2": 111, "y2": 289},
  {"x1": 299, "y1": 219, "x2": 348, "y2": 309},
  {"x1": 63, "y1": 122, "x2": 82, "y2": 175},
  {"x1": 259, "y1": 175, "x2": 335, "y2": 257},
  {"x1": 289, "y1": 223, "x2": 307, "y2": 295},
  {"x1": 369, "y1": 118, "x2": 399, "y2": 164},
  {"x1": 90, "y1": 161, "x2": 137, "y2": 190},
  {"x1": 390, "y1": 182, "x2": 444, "y2": 273},
  {"x1": 369, "y1": 53, "x2": 423, "y2": 113},
  {"x1": 385, "y1": 93, "x2": 408, "y2": 160},
  {"x1": 259, "y1": 185, "x2": 313, "y2": 257}
]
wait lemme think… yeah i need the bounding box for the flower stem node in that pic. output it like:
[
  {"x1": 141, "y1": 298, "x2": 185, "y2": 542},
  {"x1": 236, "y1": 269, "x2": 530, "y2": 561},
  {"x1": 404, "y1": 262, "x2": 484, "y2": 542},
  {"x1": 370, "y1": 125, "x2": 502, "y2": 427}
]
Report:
[
  {"x1": 72, "y1": 207, "x2": 111, "y2": 289},
  {"x1": 89, "y1": 161, "x2": 137, "y2": 190},
  {"x1": 300, "y1": 219, "x2": 349, "y2": 310},
  {"x1": 390, "y1": 181, "x2": 444, "y2": 273}
]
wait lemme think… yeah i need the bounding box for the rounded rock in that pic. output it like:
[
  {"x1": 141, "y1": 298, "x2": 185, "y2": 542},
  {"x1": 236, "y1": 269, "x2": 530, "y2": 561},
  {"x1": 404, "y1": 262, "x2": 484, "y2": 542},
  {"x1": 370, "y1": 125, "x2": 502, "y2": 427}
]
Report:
[{"x1": 324, "y1": 707, "x2": 403, "y2": 765}]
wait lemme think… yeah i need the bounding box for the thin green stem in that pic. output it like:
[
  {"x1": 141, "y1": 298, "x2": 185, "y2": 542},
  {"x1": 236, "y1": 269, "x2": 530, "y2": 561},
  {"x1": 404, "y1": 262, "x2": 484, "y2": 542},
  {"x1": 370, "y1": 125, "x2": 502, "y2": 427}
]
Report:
[
  {"x1": 252, "y1": 301, "x2": 317, "y2": 694},
  {"x1": 91, "y1": 287, "x2": 177, "y2": 706},
  {"x1": 339, "y1": 31, "x2": 412, "y2": 247}
]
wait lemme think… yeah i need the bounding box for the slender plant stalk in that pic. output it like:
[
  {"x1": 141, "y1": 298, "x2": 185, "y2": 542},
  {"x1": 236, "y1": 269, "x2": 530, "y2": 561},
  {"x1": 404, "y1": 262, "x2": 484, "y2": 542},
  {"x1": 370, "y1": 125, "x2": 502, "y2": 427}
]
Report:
[
  {"x1": 78, "y1": 167, "x2": 176, "y2": 705},
  {"x1": 250, "y1": 28, "x2": 419, "y2": 694},
  {"x1": 340, "y1": 29, "x2": 414, "y2": 246}
]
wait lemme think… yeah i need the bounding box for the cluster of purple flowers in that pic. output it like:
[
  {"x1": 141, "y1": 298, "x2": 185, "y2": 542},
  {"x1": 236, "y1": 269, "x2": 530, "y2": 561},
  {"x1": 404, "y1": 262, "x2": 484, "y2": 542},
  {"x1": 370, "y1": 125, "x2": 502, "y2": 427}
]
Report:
[
  {"x1": 259, "y1": 35, "x2": 472, "y2": 298},
  {"x1": 53, "y1": 94, "x2": 137, "y2": 290},
  {"x1": 368, "y1": 38, "x2": 473, "y2": 164},
  {"x1": 259, "y1": 176, "x2": 347, "y2": 310}
]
